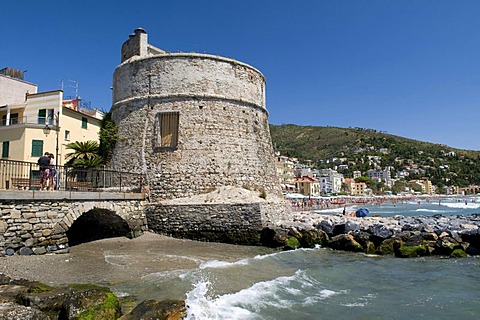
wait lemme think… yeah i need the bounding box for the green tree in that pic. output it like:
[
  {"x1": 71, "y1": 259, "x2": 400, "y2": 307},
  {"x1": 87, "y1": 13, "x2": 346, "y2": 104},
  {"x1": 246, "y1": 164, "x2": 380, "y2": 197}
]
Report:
[
  {"x1": 98, "y1": 112, "x2": 118, "y2": 164},
  {"x1": 392, "y1": 180, "x2": 407, "y2": 194},
  {"x1": 65, "y1": 141, "x2": 102, "y2": 168}
]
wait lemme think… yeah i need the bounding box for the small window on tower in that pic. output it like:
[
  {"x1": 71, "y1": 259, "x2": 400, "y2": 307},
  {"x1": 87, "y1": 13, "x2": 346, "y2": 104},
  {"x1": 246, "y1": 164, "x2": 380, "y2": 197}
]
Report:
[{"x1": 155, "y1": 111, "x2": 179, "y2": 150}]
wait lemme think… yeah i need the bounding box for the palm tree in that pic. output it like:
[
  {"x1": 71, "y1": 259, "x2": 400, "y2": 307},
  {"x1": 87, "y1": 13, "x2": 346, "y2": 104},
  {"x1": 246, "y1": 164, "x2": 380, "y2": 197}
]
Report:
[{"x1": 65, "y1": 141, "x2": 102, "y2": 168}]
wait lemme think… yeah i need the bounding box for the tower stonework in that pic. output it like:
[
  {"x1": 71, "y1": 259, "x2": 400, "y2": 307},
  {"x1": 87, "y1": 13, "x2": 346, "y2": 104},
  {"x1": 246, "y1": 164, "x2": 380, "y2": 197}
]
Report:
[{"x1": 111, "y1": 29, "x2": 290, "y2": 244}]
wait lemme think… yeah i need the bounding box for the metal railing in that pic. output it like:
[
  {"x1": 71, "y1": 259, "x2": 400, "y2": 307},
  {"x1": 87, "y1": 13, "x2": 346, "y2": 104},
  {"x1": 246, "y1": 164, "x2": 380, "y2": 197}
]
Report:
[
  {"x1": 0, "y1": 159, "x2": 145, "y2": 192},
  {"x1": 0, "y1": 116, "x2": 54, "y2": 127}
]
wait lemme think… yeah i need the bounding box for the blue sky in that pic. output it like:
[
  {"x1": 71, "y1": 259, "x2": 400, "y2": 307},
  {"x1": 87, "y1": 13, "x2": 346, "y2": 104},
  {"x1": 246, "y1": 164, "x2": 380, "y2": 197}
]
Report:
[{"x1": 2, "y1": 0, "x2": 480, "y2": 150}]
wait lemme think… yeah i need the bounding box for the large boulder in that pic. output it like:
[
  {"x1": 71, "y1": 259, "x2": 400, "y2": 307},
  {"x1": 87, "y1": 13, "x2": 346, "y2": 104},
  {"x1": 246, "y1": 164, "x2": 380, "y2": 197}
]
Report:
[
  {"x1": 60, "y1": 284, "x2": 121, "y2": 320},
  {"x1": 0, "y1": 285, "x2": 30, "y2": 303},
  {"x1": 395, "y1": 244, "x2": 429, "y2": 258},
  {"x1": 433, "y1": 236, "x2": 463, "y2": 256},
  {"x1": 20, "y1": 282, "x2": 121, "y2": 319},
  {"x1": 328, "y1": 234, "x2": 363, "y2": 252},
  {"x1": 0, "y1": 302, "x2": 49, "y2": 320},
  {"x1": 121, "y1": 299, "x2": 186, "y2": 320},
  {"x1": 21, "y1": 287, "x2": 72, "y2": 314},
  {"x1": 459, "y1": 229, "x2": 480, "y2": 251},
  {"x1": 299, "y1": 229, "x2": 328, "y2": 248},
  {"x1": 284, "y1": 236, "x2": 300, "y2": 250},
  {"x1": 260, "y1": 227, "x2": 288, "y2": 248},
  {"x1": 365, "y1": 241, "x2": 377, "y2": 255},
  {"x1": 377, "y1": 238, "x2": 399, "y2": 255},
  {"x1": 352, "y1": 231, "x2": 371, "y2": 249},
  {"x1": 368, "y1": 224, "x2": 393, "y2": 244},
  {"x1": 332, "y1": 223, "x2": 346, "y2": 236},
  {"x1": 315, "y1": 220, "x2": 334, "y2": 235},
  {"x1": 450, "y1": 248, "x2": 468, "y2": 258},
  {"x1": 287, "y1": 227, "x2": 303, "y2": 240},
  {"x1": 344, "y1": 221, "x2": 361, "y2": 233}
]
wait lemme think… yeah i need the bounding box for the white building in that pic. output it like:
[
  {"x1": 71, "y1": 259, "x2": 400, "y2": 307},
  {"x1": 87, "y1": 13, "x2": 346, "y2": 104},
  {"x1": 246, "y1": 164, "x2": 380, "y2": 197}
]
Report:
[{"x1": 319, "y1": 169, "x2": 344, "y2": 194}]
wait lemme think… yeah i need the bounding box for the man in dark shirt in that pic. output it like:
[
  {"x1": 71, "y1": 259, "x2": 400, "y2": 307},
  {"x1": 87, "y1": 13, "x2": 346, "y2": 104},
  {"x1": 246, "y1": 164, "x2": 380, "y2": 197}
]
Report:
[{"x1": 38, "y1": 152, "x2": 51, "y2": 190}]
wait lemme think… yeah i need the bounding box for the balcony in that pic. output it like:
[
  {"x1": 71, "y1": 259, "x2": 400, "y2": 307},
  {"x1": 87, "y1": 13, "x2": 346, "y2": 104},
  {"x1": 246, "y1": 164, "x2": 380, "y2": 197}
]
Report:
[{"x1": 0, "y1": 116, "x2": 57, "y2": 128}]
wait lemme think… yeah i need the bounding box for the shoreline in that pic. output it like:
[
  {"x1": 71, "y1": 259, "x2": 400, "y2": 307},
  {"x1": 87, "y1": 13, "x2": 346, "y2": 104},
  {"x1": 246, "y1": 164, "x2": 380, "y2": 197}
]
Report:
[
  {"x1": 286, "y1": 194, "x2": 477, "y2": 212},
  {"x1": 1, "y1": 195, "x2": 479, "y2": 286}
]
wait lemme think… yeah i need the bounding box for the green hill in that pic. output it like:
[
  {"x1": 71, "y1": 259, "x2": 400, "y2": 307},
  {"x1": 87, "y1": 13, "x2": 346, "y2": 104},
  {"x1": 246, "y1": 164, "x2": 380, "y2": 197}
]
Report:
[{"x1": 269, "y1": 124, "x2": 480, "y2": 188}]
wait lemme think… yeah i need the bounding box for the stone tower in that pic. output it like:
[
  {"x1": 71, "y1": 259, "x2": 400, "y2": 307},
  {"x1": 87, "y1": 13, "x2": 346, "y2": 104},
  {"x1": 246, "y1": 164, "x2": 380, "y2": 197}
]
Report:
[{"x1": 111, "y1": 28, "x2": 290, "y2": 242}]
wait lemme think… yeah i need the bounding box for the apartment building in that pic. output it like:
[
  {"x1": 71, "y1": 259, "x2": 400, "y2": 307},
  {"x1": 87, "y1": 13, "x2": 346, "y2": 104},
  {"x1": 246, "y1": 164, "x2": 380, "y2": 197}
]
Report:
[
  {"x1": 344, "y1": 178, "x2": 367, "y2": 196},
  {"x1": 295, "y1": 175, "x2": 319, "y2": 196},
  {"x1": 274, "y1": 153, "x2": 296, "y2": 191},
  {"x1": 0, "y1": 68, "x2": 103, "y2": 166}
]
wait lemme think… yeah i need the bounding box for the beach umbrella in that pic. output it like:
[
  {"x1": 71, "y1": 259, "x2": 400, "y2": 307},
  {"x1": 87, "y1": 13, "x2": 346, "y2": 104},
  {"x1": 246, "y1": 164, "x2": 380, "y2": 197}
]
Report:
[{"x1": 355, "y1": 208, "x2": 369, "y2": 217}]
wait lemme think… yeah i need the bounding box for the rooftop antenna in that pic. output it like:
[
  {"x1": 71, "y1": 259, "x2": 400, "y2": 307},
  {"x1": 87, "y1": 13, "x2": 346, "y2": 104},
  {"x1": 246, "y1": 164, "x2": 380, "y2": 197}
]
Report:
[{"x1": 60, "y1": 79, "x2": 79, "y2": 99}]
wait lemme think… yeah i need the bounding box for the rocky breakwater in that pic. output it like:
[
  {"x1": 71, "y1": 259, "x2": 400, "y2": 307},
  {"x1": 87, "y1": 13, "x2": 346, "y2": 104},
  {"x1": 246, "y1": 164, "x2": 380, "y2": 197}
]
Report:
[
  {"x1": 262, "y1": 213, "x2": 480, "y2": 258},
  {"x1": 0, "y1": 273, "x2": 185, "y2": 320}
]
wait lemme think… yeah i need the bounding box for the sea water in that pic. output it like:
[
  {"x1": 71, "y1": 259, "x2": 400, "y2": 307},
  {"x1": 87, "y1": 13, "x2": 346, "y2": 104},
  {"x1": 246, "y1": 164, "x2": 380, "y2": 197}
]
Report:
[
  {"x1": 182, "y1": 249, "x2": 480, "y2": 319},
  {"x1": 310, "y1": 196, "x2": 480, "y2": 218},
  {"x1": 104, "y1": 197, "x2": 480, "y2": 319}
]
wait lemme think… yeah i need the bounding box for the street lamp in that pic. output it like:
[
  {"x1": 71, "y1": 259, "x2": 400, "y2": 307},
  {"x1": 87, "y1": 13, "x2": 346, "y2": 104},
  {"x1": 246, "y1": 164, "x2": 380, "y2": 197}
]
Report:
[{"x1": 42, "y1": 111, "x2": 60, "y2": 164}]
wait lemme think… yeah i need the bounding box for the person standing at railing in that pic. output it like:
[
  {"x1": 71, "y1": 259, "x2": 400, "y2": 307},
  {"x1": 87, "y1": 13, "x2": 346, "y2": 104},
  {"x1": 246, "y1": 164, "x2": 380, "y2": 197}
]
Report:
[
  {"x1": 48, "y1": 153, "x2": 57, "y2": 191},
  {"x1": 37, "y1": 152, "x2": 51, "y2": 191}
]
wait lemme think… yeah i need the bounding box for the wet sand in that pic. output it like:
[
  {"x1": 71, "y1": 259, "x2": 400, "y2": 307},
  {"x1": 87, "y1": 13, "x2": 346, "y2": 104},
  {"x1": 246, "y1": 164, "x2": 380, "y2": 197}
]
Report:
[{"x1": 0, "y1": 232, "x2": 274, "y2": 288}]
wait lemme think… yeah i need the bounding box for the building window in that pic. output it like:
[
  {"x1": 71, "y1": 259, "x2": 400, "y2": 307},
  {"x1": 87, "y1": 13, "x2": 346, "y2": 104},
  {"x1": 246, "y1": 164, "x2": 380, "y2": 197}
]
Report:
[
  {"x1": 38, "y1": 109, "x2": 46, "y2": 124},
  {"x1": 81, "y1": 117, "x2": 88, "y2": 129},
  {"x1": 47, "y1": 109, "x2": 55, "y2": 125},
  {"x1": 2, "y1": 141, "x2": 9, "y2": 158},
  {"x1": 65, "y1": 130, "x2": 70, "y2": 141},
  {"x1": 2, "y1": 114, "x2": 19, "y2": 126},
  {"x1": 38, "y1": 109, "x2": 55, "y2": 125},
  {"x1": 155, "y1": 112, "x2": 179, "y2": 149},
  {"x1": 31, "y1": 140, "x2": 43, "y2": 157},
  {"x1": 10, "y1": 113, "x2": 19, "y2": 125}
]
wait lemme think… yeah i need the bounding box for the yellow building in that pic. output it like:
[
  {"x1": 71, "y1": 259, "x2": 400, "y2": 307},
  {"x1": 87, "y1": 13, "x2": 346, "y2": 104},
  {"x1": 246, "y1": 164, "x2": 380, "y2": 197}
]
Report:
[
  {"x1": 274, "y1": 153, "x2": 296, "y2": 191},
  {"x1": 354, "y1": 182, "x2": 367, "y2": 196},
  {"x1": 295, "y1": 176, "x2": 320, "y2": 196},
  {"x1": 0, "y1": 70, "x2": 103, "y2": 166},
  {"x1": 409, "y1": 179, "x2": 434, "y2": 194},
  {"x1": 342, "y1": 178, "x2": 366, "y2": 196}
]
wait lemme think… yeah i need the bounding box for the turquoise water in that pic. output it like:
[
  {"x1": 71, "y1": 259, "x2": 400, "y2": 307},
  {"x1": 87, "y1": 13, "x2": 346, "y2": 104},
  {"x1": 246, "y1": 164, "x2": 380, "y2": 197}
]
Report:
[
  {"x1": 183, "y1": 248, "x2": 480, "y2": 319},
  {"x1": 106, "y1": 197, "x2": 480, "y2": 319},
  {"x1": 309, "y1": 196, "x2": 480, "y2": 217}
]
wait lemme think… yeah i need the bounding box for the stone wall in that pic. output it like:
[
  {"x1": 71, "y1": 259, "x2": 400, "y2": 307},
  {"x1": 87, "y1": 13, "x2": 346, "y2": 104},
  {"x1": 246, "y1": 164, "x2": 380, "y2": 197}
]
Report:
[
  {"x1": 121, "y1": 28, "x2": 148, "y2": 62},
  {"x1": 0, "y1": 199, "x2": 147, "y2": 255},
  {"x1": 146, "y1": 203, "x2": 265, "y2": 245}
]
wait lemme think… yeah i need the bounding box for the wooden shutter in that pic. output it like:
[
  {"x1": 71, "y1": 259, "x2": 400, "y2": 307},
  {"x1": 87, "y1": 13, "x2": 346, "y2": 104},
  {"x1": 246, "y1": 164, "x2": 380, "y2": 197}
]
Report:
[{"x1": 157, "y1": 112, "x2": 179, "y2": 148}]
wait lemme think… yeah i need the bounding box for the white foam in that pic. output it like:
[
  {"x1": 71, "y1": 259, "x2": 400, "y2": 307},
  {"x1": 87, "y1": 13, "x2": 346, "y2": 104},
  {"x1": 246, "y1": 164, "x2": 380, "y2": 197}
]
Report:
[
  {"x1": 185, "y1": 270, "x2": 338, "y2": 319},
  {"x1": 185, "y1": 280, "x2": 258, "y2": 319},
  {"x1": 343, "y1": 302, "x2": 367, "y2": 307},
  {"x1": 199, "y1": 259, "x2": 249, "y2": 270},
  {"x1": 199, "y1": 250, "x2": 291, "y2": 270},
  {"x1": 440, "y1": 202, "x2": 480, "y2": 209},
  {"x1": 415, "y1": 208, "x2": 444, "y2": 213},
  {"x1": 164, "y1": 254, "x2": 205, "y2": 265},
  {"x1": 141, "y1": 269, "x2": 192, "y2": 281},
  {"x1": 112, "y1": 291, "x2": 130, "y2": 298},
  {"x1": 104, "y1": 254, "x2": 131, "y2": 267}
]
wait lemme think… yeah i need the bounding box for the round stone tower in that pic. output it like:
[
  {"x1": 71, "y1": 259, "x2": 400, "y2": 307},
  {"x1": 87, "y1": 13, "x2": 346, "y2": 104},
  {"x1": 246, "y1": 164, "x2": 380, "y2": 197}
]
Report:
[{"x1": 111, "y1": 28, "x2": 282, "y2": 203}]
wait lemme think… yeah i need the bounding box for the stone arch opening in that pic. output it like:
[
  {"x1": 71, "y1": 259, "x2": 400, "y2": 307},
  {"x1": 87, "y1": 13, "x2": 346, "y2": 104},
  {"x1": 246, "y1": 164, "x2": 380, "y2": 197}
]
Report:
[{"x1": 66, "y1": 208, "x2": 131, "y2": 246}]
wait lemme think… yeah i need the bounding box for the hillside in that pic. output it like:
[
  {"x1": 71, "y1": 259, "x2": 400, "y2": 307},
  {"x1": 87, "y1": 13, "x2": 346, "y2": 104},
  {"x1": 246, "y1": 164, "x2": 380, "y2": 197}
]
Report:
[{"x1": 269, "y1": 124, "x2": 480, "y2": 188}]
